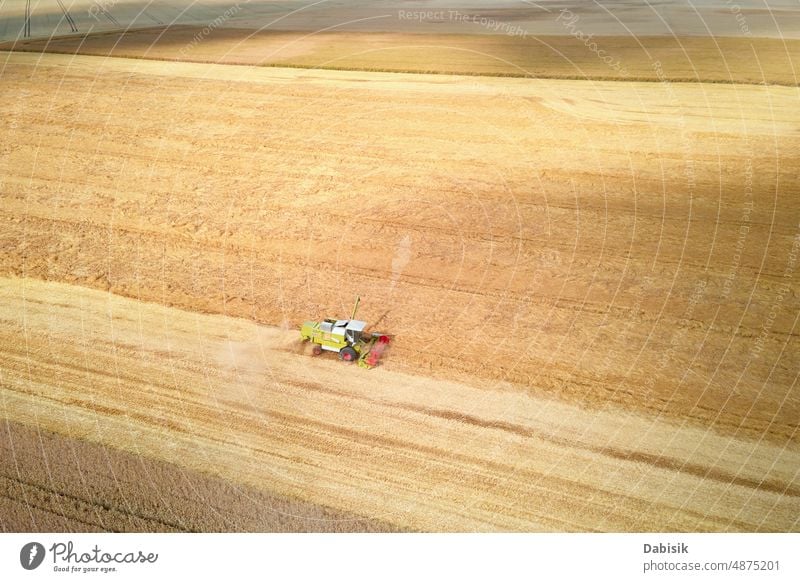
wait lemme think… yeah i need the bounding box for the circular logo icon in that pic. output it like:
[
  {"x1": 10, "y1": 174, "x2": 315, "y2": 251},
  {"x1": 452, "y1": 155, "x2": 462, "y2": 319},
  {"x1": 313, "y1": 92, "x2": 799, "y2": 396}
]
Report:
[{"x1": 20, "y1": 542, "x2": 46, "y2": 570}]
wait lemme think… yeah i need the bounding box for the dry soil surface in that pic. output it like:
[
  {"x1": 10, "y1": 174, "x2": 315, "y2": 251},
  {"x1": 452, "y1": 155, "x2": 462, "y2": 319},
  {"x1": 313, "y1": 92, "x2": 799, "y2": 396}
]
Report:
[
  {"x1": 1, "y1": 419, "x2": 402, "y2": 531},
  {"x1": 0, "y1": 47, "x2": 798, "y2": 531}
]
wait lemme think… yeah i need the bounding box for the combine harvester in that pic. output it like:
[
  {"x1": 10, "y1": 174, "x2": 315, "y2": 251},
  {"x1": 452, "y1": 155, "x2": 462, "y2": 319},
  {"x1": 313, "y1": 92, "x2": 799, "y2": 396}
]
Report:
[{"x1": 300, "y1": 297, "x2": 391, "y2": 368}]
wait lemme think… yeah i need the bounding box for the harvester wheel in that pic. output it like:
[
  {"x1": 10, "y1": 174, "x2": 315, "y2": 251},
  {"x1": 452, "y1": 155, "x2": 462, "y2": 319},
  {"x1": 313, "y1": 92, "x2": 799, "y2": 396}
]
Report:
[
  {"x1": 340, "y1": 347, "x2": 357, "y2": 362},
  {"x1": 311, "y1": 344, "x2": 322, "y2": 356}
]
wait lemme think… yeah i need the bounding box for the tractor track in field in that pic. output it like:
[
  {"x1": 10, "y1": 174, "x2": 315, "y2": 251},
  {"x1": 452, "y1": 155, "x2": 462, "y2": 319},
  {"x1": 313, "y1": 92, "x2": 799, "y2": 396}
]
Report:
[
  {"x1": 1, "y1": 493, "x2": 107, "y2": 531},
  {"x1": 5, "y1": 320, "x2": 800, "y2": 506},
  {"x1": 1, "y1": 419, "x2": 402, "y2": 532},
  {"x1": 5, "y1": 205, "x2": 778, "y2": 295},
  {"x1": 4, "y1": 208, "x2": 795, "y2": 405},
  {"x1": 0, "y1": 381, "x2": 765, "y2": 534},
  {"x1": 278, "y1": 377, "x2": 800, "y2": 500},
  {"x1": 0, "y1": 475, "x2": 191, "y2": 531}
]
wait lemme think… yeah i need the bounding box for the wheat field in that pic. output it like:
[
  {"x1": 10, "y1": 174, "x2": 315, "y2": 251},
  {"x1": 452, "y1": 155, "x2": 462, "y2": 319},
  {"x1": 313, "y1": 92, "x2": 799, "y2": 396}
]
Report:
[{"x1": 1, "y1": 24, "x2": 798, "y2": 531}]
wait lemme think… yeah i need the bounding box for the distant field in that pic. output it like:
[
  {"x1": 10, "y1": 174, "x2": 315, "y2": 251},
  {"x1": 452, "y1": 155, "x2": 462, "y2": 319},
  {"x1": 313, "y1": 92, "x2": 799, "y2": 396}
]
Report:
[
  {"x1": 3, "y1": 27, "x2": 799, "y2": 85},
  {"x1": 2, "y1": 0, "x2": 800, "y2": 42}
]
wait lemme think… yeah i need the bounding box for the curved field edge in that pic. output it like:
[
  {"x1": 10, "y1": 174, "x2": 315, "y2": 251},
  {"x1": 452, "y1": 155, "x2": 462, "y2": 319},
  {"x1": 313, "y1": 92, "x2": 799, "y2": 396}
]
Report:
[{"x1": 2, "y1": 28, "x2": 798, "y2": 87}]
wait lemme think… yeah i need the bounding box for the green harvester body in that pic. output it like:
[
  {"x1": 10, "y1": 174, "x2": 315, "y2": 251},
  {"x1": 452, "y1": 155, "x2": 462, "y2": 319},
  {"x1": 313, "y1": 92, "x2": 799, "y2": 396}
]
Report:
[{"x1": 300, "y1": 297, "x2": 390, "y2": 368}]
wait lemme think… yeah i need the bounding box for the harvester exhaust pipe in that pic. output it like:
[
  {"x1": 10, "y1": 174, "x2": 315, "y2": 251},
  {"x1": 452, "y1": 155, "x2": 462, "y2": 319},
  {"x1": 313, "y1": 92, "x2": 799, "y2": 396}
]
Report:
[{"x1": 300, "y1": 296, "x2": 390, "y2": 368}]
